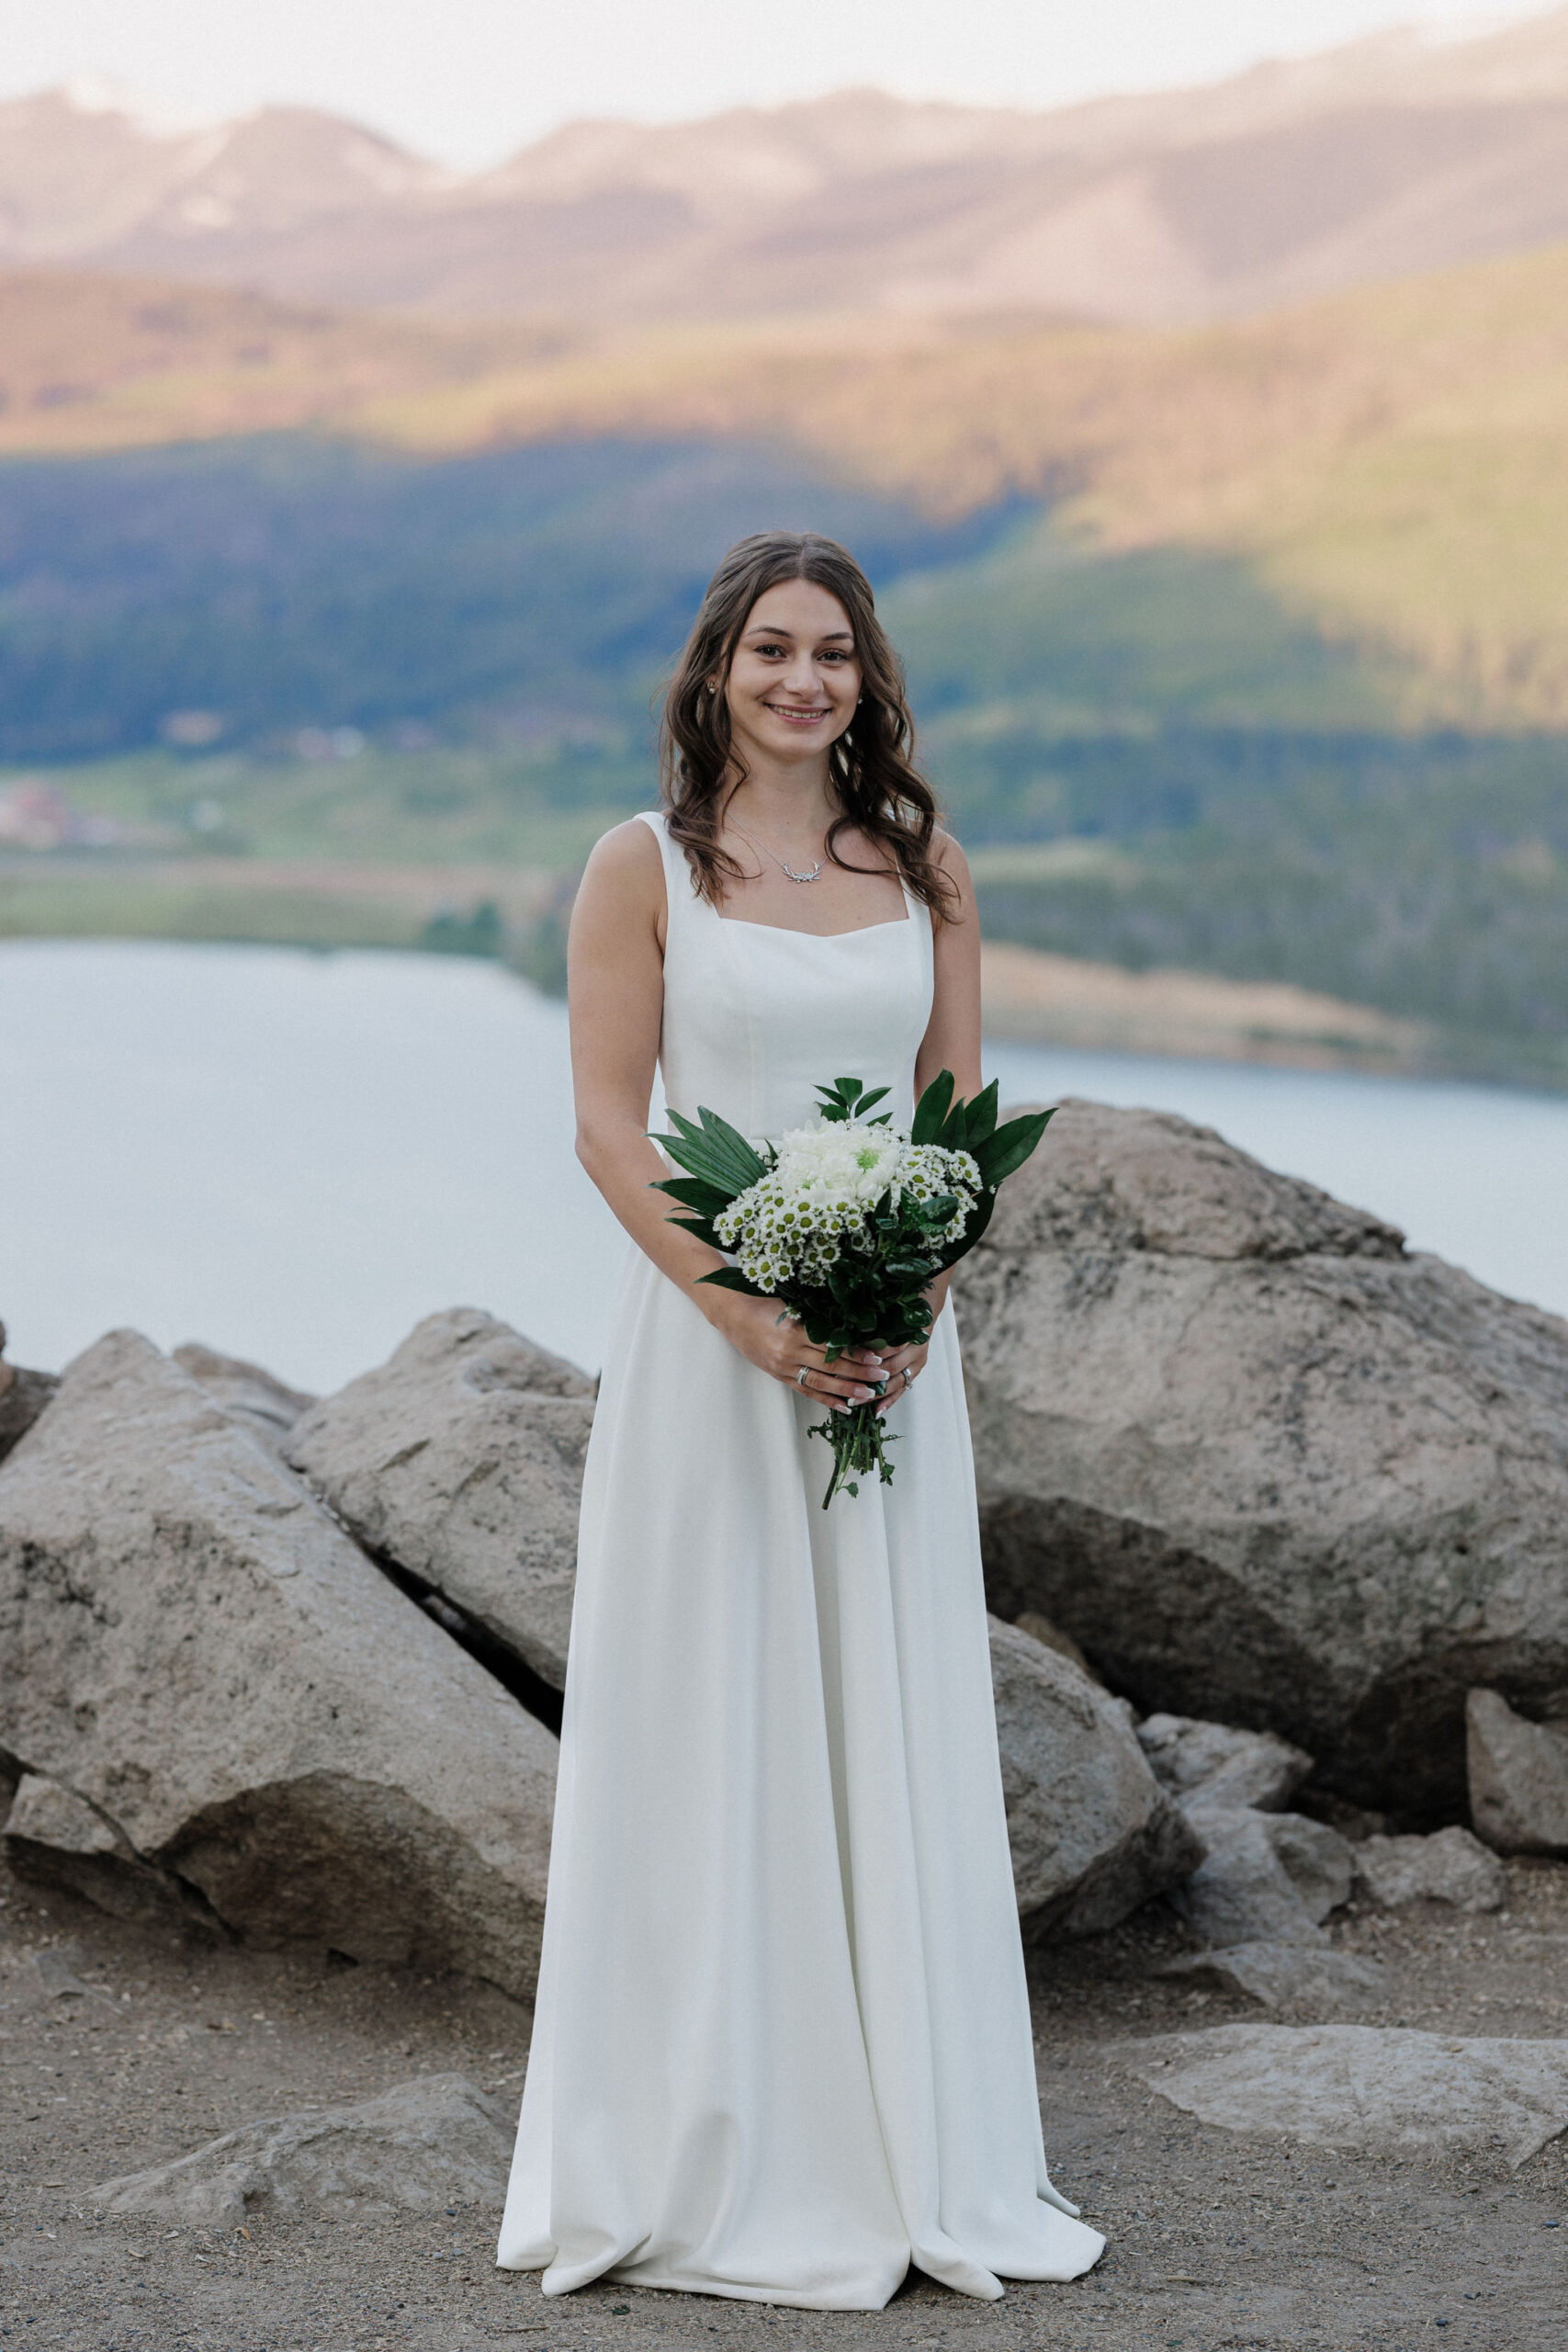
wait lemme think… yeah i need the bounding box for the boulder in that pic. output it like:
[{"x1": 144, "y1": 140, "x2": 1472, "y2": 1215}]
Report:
[
  {"x1": 4, "y1": 1771, "x2": 197, "y2": 1926},
  {"x1": 1135, "y1": 1713, "x2": 1313, "y2": 1813},
  {"x1": 1115, "y1": 2023, "x2": 1568, "y2": 2166},
  {"x1": 955, "y1": 1101, "x2": 1568, "y2": 1815},
  {"x1": 1012, "y1": 1610, "x2": 1097, "y2": 1679},
  {"x1": 286, "y1": 1309, "x2": 593, "y2": 1692},
  {"x1": 1168, "y1": 1806, "x2": 1354, "y2": 1949},
  {"x1": 0, "y1": 1318, "x2": 58, "y2": 1467},
  {"x1": 0, "y1": 1330, "x2": 558, "y2": 1996},
  {"x1": 987, "y1": 1616, "x2": 1202, "y2": 1939},
  {"x1": 1355, "y1": 1825, "x2": 1505, "y2": 1912},
  {"x1": 172, "y1": 1344, "x2": 316, "y2": 1457},
  {"x1": 1155, "y1": 1941, "x2": 1386, "y2": 2015},
  {"x1": 93, "y1": 2075, "x2": 511, "y2": 2222},
  {"x1": 1467, "y1": 1689, "x2": 1568, "y2": 1856}
]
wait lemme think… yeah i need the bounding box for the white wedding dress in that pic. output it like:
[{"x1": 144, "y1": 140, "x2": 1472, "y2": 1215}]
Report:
[{"x1": 496, "y1": 810, "x2": 1104, "y2": 2309}]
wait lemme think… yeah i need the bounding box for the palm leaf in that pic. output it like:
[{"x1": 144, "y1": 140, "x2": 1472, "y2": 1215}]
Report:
[{"x1": 653, "y1": 1104, "x2": 769, "y2": 1195}]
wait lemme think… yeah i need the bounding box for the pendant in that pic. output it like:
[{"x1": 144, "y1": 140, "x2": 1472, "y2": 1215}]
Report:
[{"x1": 782, "y1": 860, "x2": 822, "y2": 883}]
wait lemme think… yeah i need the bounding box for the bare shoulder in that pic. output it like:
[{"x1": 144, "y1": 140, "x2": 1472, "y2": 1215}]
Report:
[
  {"x1": 929, "y1": 825, "x2": 976, "y2": 922},
  {"x1": 582, "y1": 815, "x2": 663, "y2": 887},
  {"x1": 571, "y1": 817, "x2": 667, "y2": 962}
]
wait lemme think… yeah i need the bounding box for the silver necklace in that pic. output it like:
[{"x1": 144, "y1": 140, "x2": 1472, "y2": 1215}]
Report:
[{"x1": 730, "y1": 819, "x2": 823, "y2": 884}]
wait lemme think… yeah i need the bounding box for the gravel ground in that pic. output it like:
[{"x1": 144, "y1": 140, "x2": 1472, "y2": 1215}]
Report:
[{"x1": 4, "y1": 1849, "x2": 1566, "y2": 2351}]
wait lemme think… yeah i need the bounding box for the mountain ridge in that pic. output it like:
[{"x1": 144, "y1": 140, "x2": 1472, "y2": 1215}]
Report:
[{"x1": 5, "y1": 9, "x2": 1568, "y2": 322}]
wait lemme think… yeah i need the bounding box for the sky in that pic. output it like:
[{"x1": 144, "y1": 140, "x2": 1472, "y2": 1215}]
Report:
[{"x1": 0, "y1": 2, "x2": 1541, "y2": 165}]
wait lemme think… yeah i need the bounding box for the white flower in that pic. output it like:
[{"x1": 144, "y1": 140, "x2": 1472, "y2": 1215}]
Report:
[{"x1": 713, "y1": 1116, "x2": 980, "y2": 1295}]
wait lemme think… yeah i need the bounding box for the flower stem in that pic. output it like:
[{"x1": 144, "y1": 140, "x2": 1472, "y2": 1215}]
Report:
[{"x1": 806, "y1": 1402, "x2": 898, "y2": 1508}]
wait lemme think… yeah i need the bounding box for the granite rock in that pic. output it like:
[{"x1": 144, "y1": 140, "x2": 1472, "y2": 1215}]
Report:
[
  {"x1": 1136, "y1": 1713, "x2": 1314, "y2": 1813},
  {"x1": 989, "y1": 1615, "x2": 1203, "y2": 1939},
  {"x1": 1356, "y1": 1825, "x2": 1505, "y2": 1911},
  {"x1": 0, "y1": 1329, "x2": 558, "y2": 1995},
  {"x1": 287, "y1": 1308, "x2": 593, "y2": 1692},
  {"x1": 0, "y1": 1318, "x2": 58, "y2": 1467},
  {"x1": 955, "y1": 1100, "x2": 1568, "y2": 1815},
  {"x1": 172, "y1": 1344, "x2": 316, "y2": 1457},
  {"x1": 1467, "y1": 1688, "x2": 1568, "y2": 1856},
  {"x1": 94, "y1": 2075, "x2": 512, "y2": 2222},
  {"x1": 1155, "y1": 1940, "x2": 1387, "y2": 2015},
  {"x1": 1168, "y1": 1805, "x2": 1355, "y2": 1949},
  {"x1": 1116, "y1": 2023, "x2": 1568, "y2": 2165}
]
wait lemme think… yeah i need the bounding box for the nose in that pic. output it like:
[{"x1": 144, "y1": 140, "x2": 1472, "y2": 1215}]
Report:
[{"x1": 781, "y1": 650, "x2": 823, "y2": 698}]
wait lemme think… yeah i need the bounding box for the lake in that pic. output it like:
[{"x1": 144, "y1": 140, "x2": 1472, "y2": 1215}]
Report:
[{"x1": 4, "y1": 938, "x2": 1565, "y2": 1394}]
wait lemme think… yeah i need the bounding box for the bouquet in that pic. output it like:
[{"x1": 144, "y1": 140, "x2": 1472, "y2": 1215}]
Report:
[{"x1": 652, "y1": 1071, "x2": 1053, "y2": 1505}]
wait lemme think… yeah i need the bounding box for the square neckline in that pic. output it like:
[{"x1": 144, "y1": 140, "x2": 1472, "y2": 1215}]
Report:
[
  {"x1": 640, "y1": 808, "x2": 919, "y2": 941},
  {"x1": 715, "y1": 907, "x2": 917, "y2": 942}
]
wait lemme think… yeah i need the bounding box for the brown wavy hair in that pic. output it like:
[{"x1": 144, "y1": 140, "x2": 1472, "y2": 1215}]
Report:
[{"x1": 660, "y1": 530, "x2": 957, "y2": 919}]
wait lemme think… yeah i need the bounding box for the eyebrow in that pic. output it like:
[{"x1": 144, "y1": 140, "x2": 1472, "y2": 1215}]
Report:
[{"x1": 742, "y1": 623, "x2": 855, "y2": 641}]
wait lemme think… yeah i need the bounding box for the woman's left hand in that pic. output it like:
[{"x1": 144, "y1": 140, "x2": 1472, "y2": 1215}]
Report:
[
  {"x1": 869, "y1": 1276, "x2": 949, "y2": 1414},
  {"x1": 870, "y1": 1337, "x2": 930, "y2": 1416}
]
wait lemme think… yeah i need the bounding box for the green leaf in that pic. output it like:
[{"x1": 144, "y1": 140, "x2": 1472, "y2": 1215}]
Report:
[
  {"x1": 828, "y1": 1259, "x2": 873, "y2": 1307},
  {"x1": 855, "y1": 1085, "x2": 891, "y2": 1118},
  {"x1": 695, "y1": 1265, "x2": 767, "y2": 1295},
  {"x1": 963, "y1": 1079, "x2": 999, "y2": 1145},
  {"x1": 940, "y1": 1100, "x2": 970, "y2": 1152},
  {"x1": 911, "y1": 1069, "x2": 954, "y2": 1144},
  {"x1": 651, "y1": 1175, "x2": 734, "y2": 1220},
  {"x1": 973, "y1": 1107, "x2": 1055, "y2": 1187},
  {"x1": 934, "y1": 1185, "x2": 996, "y2": 1269},
  {"x1": 814, "y1": 1078, "x2": 862, "y2": 1121},
  {"x1": 652, "y1": 1103, "x2": 769, "y2": 1194},
  {"x1": 667, "y1": 1214, "x2": 722, "y2": 1248}
]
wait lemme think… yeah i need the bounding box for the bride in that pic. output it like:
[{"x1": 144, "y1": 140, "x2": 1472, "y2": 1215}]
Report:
[{"x1": 496, "y1": 531, "x2": 1105, "y2": 2308}]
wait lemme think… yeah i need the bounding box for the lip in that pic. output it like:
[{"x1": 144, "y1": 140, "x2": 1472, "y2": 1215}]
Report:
[{"x1": 762, "y1": 703, "x2": 831, "y2": 724}]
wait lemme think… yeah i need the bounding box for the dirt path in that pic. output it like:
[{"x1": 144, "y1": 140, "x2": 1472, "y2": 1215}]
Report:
[{"x1": 5, "y1": 1851, "x2": 1566, "y2": 2350}]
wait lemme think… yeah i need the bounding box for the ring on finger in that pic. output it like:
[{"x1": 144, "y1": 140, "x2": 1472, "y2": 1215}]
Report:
[{"x1": 796, "y1": 1364, "x2": 812, "y2": 1389}]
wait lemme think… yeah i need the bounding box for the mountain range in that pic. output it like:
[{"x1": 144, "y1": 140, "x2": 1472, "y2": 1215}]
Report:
[{"x1": 6, "y1": 9, "x2": 1568, "y2": 323}]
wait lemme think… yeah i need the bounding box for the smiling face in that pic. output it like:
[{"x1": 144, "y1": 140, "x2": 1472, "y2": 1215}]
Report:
[{"x1": 721, "y1": 577, "x2": 863, "y2": 775}]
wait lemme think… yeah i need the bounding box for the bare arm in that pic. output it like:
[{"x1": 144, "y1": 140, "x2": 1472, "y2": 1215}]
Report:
[
  {"x1": 916, "y1": 832, "x2": 984, "y2": 1107},
  {"x1": 568, "y1": 820, "x2": 884, "y2": 1410},
  {"x1": 568, "y1": 820, "x2": 725, "y2": 1297},
  {"x1": 873, "y1": 832, "x2": 984, "y2": 1400}
]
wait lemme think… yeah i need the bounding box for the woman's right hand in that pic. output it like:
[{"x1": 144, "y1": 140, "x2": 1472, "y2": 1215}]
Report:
[{"x1": 704, "y1": 1290, "x2": 886, "y2": 1414}]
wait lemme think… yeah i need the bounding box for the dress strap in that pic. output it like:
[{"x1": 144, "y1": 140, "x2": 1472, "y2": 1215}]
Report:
[{"x1": 636, "y1": 808, "x2": 712, "y2": 944}]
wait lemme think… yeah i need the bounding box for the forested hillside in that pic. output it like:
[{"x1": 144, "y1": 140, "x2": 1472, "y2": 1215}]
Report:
[{"x1": 2, "y1": 133, "x2": 1567, "y2": 1082}]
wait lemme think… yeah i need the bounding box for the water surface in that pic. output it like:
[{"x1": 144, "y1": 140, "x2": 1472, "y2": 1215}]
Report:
[{"x1": 4, "y1": 940, "x2": 1563, "y2": 1393}]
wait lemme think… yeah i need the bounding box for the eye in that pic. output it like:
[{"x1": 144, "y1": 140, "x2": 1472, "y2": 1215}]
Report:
[{"x1": 752, "y1": 639, "x2": 788, "y2": 657}]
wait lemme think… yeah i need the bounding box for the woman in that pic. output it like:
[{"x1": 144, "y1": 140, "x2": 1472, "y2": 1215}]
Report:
[{"x1": 496, "y1": 531, "x2": 1104, "y2": 2308}]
